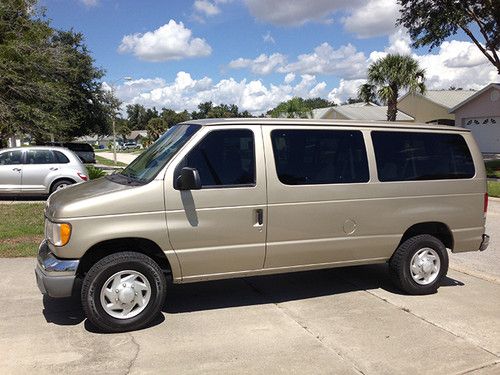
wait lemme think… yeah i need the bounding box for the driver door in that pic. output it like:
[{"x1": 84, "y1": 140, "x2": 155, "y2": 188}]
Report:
[{"x1": 165, "y1": 125, "x2": 267, "y2": 281}]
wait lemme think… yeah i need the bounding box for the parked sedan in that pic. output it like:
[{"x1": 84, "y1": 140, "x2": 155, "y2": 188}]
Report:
[
  {"x1": 122, "y1": 141, "x2": 143, "y2": 150},
  {"x1": 0, "y1": 146, "x2": 88, "y2": 196}
]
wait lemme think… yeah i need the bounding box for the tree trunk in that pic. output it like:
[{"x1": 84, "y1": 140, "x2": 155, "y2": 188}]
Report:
[{"x1": 386, "y1": 96, "x2": 398, "y2": 121}]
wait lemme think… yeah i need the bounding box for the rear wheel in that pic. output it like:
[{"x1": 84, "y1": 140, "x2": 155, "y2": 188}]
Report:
[
  {"x1": 81, "y1": 252, "x2": 167, "y2": 332},
  {"x1": 389, "y1": 234, "x2": 449, "y2": 295},
  {"x1": 50, "y1": 179, "x2": 74, "y2": 194}
]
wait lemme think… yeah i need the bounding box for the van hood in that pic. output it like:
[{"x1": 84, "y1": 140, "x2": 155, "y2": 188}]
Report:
[{"x1": 45, "y1": 176, "x2": 165, "y2": 219}]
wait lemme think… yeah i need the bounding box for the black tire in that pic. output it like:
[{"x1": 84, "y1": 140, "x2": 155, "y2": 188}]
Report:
[
  {"x1": 389, "y1": 234, "x2": 449, "y2": 295},
  {"x1": 81, "y1": 252, "x2": 167, "y2": 333},
  {"x1": 50, "y1": 179, "x2": 74, "y2": 194}
]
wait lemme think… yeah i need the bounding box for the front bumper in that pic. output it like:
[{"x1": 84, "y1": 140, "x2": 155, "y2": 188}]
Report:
[
  {"x1": 35, "y1": 240, "x2": 79, "y2": 298},
  {"x1": 479, "y1": 234, "x2": 490, "y2": 251}
]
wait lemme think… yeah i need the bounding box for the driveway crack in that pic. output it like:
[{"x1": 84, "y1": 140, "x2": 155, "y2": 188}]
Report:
[
  {"x1": 124, "y1": 333, "x2": 140, "y2": 375},
  {"x1": 243, "y1": 278, "x2": 366, "y2": 375}
]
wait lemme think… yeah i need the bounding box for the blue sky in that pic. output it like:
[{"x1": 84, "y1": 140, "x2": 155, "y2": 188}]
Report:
[{"x1": 41, "y1": 0, "x2": 496, "y2": 114}]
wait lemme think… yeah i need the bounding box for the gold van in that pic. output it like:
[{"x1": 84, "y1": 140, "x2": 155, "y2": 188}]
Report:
[{"x1": 35, "y1": 119, "x2": 490, "y2": 332}]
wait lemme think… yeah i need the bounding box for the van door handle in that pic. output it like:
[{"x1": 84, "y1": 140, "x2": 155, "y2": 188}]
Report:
[
  {"x1": 254, "y1": 209, "x2": 264, "y2": 226},
  {"x1": 49, "y1": 167, "x2": 58, "y2": 171},
  {"x1": 12, "y1": 168, "x2": 21, "y2": 172}
]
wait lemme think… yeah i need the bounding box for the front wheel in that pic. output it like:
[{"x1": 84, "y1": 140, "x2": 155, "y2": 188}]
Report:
[
  {"x1": 81, "y1": 252, "x2": 167, "y2": 332},
  {"x1": 389, "y1": 234, "x2": 449, "y2": 295}
]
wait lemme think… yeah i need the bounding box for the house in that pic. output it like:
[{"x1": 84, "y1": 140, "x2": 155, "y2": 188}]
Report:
[
  {"x1": 449, "y1": 83, "x2": 500, "y2": 154},
  {"x1": 127, "y1": 130, "x2": 148, "y2": 143},
  {"x1": 397, "y1": 89, "x2": 476, "y2": 125},
  {"x1": 311, "y1": 102, "x2": 414, "y2": 122}
]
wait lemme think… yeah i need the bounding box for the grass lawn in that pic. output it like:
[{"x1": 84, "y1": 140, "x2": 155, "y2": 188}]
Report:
[
  {"x1": 94, "y1": 155, "x2": 127, "y2": 167},
  {"x1": 0, "y1": 203, "x2": 45, "y2": 257},
  {"x1": 488, "y1": 181, "x2": 500, "y2": 198}
]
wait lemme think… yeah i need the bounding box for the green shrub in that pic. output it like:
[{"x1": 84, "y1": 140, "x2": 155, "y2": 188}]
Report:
[{"x1": 87, "y1": 165, "x2": 106, "y2": 180}]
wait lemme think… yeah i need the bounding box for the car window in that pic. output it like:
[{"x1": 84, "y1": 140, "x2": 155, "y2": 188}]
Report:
[
  {"x1": 54, "y1": 151, "x2": 70, "y2": 163},
  {"x1": 0, "y1": 150, "x2": 22, "y2": 165},
  {"x1": 372, "y1": 131, "x2": 475, "y2": 181},
  {"x1": 181, "y1": 129, "x2": 255, "y2": 188},
  {"x1": 271, "y1": 129, "x2": 369, "y2": 185},
  {"x1": 26, "y1": 150, "x2": 57, "y2": 164}
]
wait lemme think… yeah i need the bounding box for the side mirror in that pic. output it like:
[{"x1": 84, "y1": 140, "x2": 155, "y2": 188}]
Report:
[{"x1": 176, "y1": 167, "x2": 201, "y2": 190}]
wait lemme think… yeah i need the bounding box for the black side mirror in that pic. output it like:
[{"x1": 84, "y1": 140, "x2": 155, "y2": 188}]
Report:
[{"x1": 176, "y1": 167, "x2": 202, "y2": 190}]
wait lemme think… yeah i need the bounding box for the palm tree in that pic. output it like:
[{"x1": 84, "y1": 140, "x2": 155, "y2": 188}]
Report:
[
  {"x1": 367, "y1": 54, "x2": 425, "y2": 121},
  {"x1": 357, "y1": 83, "x2": 377, "y2": 104}
]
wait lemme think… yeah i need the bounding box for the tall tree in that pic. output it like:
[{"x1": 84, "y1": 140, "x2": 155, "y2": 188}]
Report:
[
  {"x1": 0, "y1": 0, "x2": 114, "y2": 143},
  {"x1": 367, "y1": 54, "x2": 425, "y2": 121},
  {"x1": 146, "y1": 117, "x2": 166, "y2": 141},
  {"x1": 398, "y1": 0, "x2": 500, "y2": 74},
  {"x1": 268, "y1": 97, "x2": 312, "y2": 118}
]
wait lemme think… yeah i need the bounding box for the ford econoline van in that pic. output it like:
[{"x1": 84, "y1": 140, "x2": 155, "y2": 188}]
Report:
[{"x1": 35, "y1": 119, "x2": 490, "y2": 332}]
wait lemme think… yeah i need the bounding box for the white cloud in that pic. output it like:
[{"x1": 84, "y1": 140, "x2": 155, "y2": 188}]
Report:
[
  {"x1": 113, "y1": 71, "x2": 327, "y2": 114},
  {"x1": 81, "y1": 0, "x2": 98, "y2": 6},
  {"x1": 244, "y1": 0, "x2": 362, "y2": 26},
  {"x1": 278, "y1": 43, "x2": 367, "y2": 79},
  {"x1": 263, "y1": 31, "x2": 275, "y2": 44},
  {"x1": 327, "y1": 78, "x2": 366, "y2": 104},
  {"x1": 118, "y1": 20, "x2": 212, "y2": 62},
  {"x1": 284, "y1": 73, "x2": 296, "y2": 84},
  {"x1": 228, "y1": 43, "x2": 367, "y2": 79},
  {"x1": 193, "y1": 0, "x2": 220, "y2": 16},
  {"x1": 342, "y1": 0, "x2": 400, "y2": 38},
  {"x1": 228, "y1": 53, "x2": 286, "y2": 75}
]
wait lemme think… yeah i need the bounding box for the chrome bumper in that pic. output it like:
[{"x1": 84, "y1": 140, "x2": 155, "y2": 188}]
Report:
[
  {"x1": 479, "y1": 234, "x2": 490, "y2": 251},
  {"x1": 35, "y1": 240, "x2": 79, "y2": 298}
]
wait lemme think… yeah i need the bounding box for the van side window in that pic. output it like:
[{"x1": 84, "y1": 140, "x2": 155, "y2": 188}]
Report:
[
  {"x1": 271, "y1": 129, "x2": 369, "y2": 185},
  {"x1": 372, "y1": 131, "x2": 475, "y2": 181},
  {"x1": 182, "y1": 129, "x2": 255, "y2": 188}
]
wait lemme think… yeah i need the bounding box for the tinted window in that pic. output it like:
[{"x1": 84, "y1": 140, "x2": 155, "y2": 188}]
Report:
[
  {"x1": 181, "y1": 129, "x2": 255, "y2": 187},
  {"x1": 54, "y1": 151, "x2": 70, "y2": 163},
  {"x1": 0, "y1": 150, "x2": 22, "y2": 165},
  {"x1": 271, "y1": 129, "x2": 369, "y2": 185},
  {"x1": 372, "y1": 131, "x2": 475, "y2": 181},
  {"x1": 26, "y1": 150, "x2": 56, "y2": 164},
  {"x1": 64, "y1": 143, "x2": 93, "y2": 152}
]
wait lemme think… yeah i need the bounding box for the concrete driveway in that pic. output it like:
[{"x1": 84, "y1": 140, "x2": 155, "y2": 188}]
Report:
[
  {"x1": 0, "y1": 203, "x2": 499, "y2": 374},
  {"x1": 98, "y1": 151, "x2": 138, "y2": 165}
]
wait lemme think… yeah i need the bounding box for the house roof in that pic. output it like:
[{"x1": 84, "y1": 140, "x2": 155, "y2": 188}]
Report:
[
  {"x1": 399, "y1": 89, "x2": 476, "y2": 109},
  {"x1": 449, "y1": 83, "x2": 500, "y2": 113},
  {"x1": 332, "y1": 105, "x2": 414, "y2": 121},
  {"x1": 128, "y1": 130, "x2": 148, "y2": 139}
]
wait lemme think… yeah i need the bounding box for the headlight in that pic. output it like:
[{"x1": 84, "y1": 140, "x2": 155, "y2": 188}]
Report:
[{"x1": 45, "y1": 219, "x2": 72, "y2": 246}]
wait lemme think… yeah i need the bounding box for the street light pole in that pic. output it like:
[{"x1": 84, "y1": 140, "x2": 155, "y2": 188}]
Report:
[{"x1": 108, "y1": 76, "x2": 131, "y2": 166}]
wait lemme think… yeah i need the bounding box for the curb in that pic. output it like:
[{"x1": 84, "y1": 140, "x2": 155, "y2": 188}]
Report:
[
  {"x1": 450, "y1": 264, "x2": 500, "y2": 285},
  {"x1": 489, "y1": 196, "x2": 500, "y2": 202}
]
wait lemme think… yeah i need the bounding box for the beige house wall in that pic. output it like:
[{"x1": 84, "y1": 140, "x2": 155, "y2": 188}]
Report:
[
  {"x1": 397, "y1": 94, "x2": 454, "y2": 123},
  {"x1": 454, "y1": 86, "x2": 500, "y2": 126}
]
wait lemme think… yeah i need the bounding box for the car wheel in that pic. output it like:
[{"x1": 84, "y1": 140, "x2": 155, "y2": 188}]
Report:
[
  {"x1": 389, "y1": 234, "x2": 449, "y2": 295},
  {"x1": 50, "y1": 179, "x2": 74, "y2": 194},
  {"x1": 81, "y1": 252, "x2": 167, "y2": 332}
]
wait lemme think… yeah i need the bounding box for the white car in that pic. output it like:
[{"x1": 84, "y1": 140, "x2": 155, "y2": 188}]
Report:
[{"x1": 0, "y1": 146, "x2": 89, "y2": 196}]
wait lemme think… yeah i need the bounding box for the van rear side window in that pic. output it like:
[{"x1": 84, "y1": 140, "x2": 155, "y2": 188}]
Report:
[
  {"x1": 271, "y1": 129, "x2": 369, "y2": 185},
  {"x1": 372, "y1": 131, "x2": 475, "y2": 182}
]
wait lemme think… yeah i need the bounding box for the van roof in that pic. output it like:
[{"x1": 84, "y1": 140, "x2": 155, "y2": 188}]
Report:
[{"x1": 184, "y1": 118, "x2": 470, "y2": 132}]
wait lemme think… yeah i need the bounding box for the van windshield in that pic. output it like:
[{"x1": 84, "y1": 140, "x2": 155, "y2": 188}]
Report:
[{"x1": 113, "y1": 124, "x2": 201, "y2": 184}]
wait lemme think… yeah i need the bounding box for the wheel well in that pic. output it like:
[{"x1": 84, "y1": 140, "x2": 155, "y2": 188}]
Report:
[
  {"x1": 50, "y1": 178, "x2": 76, "y2": 190},
  {"x1": 76, "y1": 238, "x2": 172, "y2": 280},
  {"x1": 399, "y1": 222, "x2": 454, "y2": 250}
]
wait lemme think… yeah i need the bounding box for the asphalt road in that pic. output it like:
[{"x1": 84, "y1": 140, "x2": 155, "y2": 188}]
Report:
[{"x1": 0, "y1": 201, "x2": 498, "y2": 374}]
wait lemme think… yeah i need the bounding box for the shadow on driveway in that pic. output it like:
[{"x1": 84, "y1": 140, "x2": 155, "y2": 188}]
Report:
[{"x1": 41, "y1": 264, "x2": 464, "y2": 332}]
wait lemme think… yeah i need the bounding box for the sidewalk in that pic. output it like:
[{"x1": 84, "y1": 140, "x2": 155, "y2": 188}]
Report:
[{"x1": 98, "y1": 151, "x2": 138, "y2": 165}]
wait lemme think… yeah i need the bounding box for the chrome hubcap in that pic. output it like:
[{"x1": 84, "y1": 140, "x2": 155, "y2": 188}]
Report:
[
  {"x1": 100, "y1": 270, "x2": 151, "y2": 319},
  {"x1": 410, "y1": 248, "x2": 441, "y2": 285},
  {"x1": 56, "y1": 183, "x2": 68, "y2": 190}
]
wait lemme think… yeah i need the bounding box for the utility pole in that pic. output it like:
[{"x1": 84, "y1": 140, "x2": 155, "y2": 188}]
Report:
[{"x1": 112, "y1": 115, "x2": 117, "y2": 165}]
